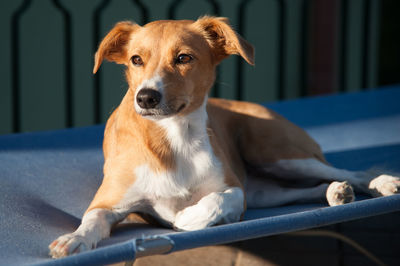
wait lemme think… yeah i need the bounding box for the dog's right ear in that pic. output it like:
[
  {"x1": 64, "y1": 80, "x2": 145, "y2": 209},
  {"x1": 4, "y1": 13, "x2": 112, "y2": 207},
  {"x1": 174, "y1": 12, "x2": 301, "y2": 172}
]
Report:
[{"x1": 93, "y1": 21, "x2": 139, "y2": 74}]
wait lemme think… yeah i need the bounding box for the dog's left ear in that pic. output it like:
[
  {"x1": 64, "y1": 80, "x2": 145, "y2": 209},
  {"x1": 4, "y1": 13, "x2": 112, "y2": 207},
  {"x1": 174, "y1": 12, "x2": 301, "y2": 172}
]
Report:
[
  {"x1": 93, "y1": 21, "x2": 140, "y2": 74},
  {"x1": 194, "y1": 16, "x2": 255, "y2": 65}
]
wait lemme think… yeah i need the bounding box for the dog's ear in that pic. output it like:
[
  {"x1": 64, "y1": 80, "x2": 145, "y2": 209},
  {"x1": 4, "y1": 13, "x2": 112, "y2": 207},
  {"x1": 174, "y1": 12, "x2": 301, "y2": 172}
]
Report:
[
  {"x1": 194, "y1": 16, "x2": 254, "y2": 65},
  {"x1": 93, "y1": 21, "x2": 139, "y2": 74}
]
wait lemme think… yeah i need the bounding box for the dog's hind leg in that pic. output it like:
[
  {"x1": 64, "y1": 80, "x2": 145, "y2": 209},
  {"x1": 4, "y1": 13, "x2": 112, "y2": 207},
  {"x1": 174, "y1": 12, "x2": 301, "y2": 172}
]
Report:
[
  {"x1": 253, "y1": 158, "x2": 400, "y2": 205},
  {"x1": 245, "y1": 177, "x2": 331, "y2": 207}
]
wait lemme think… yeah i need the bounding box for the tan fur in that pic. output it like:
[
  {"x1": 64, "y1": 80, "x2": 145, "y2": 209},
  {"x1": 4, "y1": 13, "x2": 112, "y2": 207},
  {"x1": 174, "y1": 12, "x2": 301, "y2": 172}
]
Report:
[
  {"x1": 207, "y1": 98, "x2": 326, "y2": 165},
  {"x1": 88, "y1": 16, "x2": 322, "y2": 217}
]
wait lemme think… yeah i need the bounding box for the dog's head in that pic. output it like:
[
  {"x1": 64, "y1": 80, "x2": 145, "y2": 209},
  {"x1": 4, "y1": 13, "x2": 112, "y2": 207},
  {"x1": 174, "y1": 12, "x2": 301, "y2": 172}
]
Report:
[{"x1": 93, "y1": 16, "x2": 254, "y2": 119}]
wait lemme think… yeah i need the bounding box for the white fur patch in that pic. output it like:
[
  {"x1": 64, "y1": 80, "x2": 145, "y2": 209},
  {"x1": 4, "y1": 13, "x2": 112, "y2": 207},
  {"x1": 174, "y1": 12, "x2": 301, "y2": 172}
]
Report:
[
  {"x1": 133, "y1": 164, "x2": 193, "y2": 199},
  {"x1": 136, "y1": 74, "x2": 164, "y2": 94},
  {"x1": 326, "y1": 181, "x2": 355, "y2": 206},
  {"x1": 157, "y1": 97, "x2": 209, "y2": 154},
  {"x1": 174, "y1": 187, "x2": 244, "y2": 231},
  {"x1": 156, "y1": 97, "x2": 224, "y2": 189},
  {"x1": 369, "y1": 174, "x2": 400, "y2": 196}
]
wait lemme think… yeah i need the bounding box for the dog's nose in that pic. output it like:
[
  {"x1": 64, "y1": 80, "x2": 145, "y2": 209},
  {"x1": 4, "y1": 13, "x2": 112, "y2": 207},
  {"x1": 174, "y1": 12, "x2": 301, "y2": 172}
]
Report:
[{"x1": 136, "y1": 89, "x2": 162, "y2": 109}]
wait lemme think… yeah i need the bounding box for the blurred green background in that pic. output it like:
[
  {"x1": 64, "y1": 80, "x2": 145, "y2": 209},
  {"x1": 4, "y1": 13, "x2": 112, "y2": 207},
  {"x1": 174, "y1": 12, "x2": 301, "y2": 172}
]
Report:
[{"x1": 1, "y1": 0, "x2": 399, "y2": 134}]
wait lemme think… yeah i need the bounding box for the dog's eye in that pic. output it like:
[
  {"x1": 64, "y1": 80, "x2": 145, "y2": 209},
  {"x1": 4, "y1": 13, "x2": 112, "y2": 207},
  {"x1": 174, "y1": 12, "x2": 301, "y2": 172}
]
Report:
[
  {"x1": 176, "y1": 54, "x2": 193, "y2": 64},
  {"x1": 131, "y1": 55, "x2": 143, "y2": 66}
]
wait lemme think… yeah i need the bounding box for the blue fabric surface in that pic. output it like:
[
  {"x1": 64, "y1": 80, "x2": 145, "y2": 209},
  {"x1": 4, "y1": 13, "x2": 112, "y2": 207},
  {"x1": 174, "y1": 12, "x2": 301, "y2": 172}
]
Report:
[{"x1": 1, "y1": 86, "x2": 400, "y2": 265}]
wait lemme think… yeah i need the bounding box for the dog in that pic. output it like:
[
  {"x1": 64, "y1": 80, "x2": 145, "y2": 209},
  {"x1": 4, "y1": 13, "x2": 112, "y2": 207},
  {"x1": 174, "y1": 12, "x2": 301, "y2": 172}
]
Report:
[{"x1": 49, "y1": 16, "x2": 400, "y2": 258}]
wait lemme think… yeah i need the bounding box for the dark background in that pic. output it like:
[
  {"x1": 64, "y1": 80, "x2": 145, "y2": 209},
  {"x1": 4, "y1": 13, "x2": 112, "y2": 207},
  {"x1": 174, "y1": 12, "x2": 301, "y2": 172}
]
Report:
[{"x1": 0, "y1": 0, "x2": 399, "y2": 135}]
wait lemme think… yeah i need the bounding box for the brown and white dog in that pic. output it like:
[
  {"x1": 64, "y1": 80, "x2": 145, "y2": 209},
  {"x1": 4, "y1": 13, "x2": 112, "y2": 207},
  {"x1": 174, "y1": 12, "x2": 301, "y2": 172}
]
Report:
[{"x1": 49, "y1": 16, "x2": 400, "y2": 258}]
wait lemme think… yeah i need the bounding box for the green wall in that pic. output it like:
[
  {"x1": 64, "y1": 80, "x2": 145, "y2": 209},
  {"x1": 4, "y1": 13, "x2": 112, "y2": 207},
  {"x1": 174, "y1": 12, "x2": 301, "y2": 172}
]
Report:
[{"x1": 0, "y1": 0, "x2": 384, "y2": 134}]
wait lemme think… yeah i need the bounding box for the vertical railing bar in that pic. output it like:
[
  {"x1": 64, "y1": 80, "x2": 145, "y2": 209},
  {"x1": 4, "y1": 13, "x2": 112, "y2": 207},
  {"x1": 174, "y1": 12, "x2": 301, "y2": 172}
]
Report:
[
  {"x1": 277, "y1": 0, "x2": 286, "y2": 100},
  {"x1": 361, "y1": 0, "x2": 371, "y2": 90},
  {"x1": 338, "y1": 0, "x2": 348, "y2": 92},
  {"x1": 132, "y1": 0, "x2": 149, "y2": 25},
  {"x1": 169, "y1": 0, "x2": 220, "y2": 21},
  {"x1": 300, "y1": 0, "x2": 310, "y2": 97},
  {"x1": 11, "y1": 0, "x2": 31, "y2": 133},
  {"x1": 52, "y1": 0, "x2": 73, "y2": 128},
  {"x1": 206, "y1": 0, "x2": 221, "y2": 98},
  {"x1": 236, "y1": 0, "x2": 252, "y2": 101},
  {"x1": 93, "y1": 0, "x2": 111, "y2": 124},
  {"x1": 206, "y1": 0, "x2": 221, "y2": 17},
  {"x1": 168, "y1": 0, "x2": 182, "y2": 19}
]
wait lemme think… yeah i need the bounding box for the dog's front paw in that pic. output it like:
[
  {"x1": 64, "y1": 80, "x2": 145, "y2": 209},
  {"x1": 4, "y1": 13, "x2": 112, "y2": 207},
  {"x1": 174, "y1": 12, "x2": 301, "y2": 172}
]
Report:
[
  {"x1": 174, "y1": 189, "x2": 243, "y2": 231},
  {"x1": 369, "y1": 175, "x2": 400, "y2": 197},
  {"x1": 326, "y1": 181, "x2": 355, "y2": 206},
  {"x1": 49, "y1": 233, "x2": 94, "y2": 258},
  {"x1": 174, "y1": 204, "x2": 215, "y2": 231}
]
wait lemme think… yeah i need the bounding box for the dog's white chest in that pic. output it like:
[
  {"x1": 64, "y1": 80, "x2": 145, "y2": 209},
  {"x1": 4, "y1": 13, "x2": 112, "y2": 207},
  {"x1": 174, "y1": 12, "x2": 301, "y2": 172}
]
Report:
[
  {"x1": 147, "y1": 99, "x2": 226, "y2": 197},
  {"x1": 132, "y1": 150, "x2": 224, "y2": 199},
  {"x1": 123, "y1": 151, "x2": 226, "y2": 223},
  {"x1": 118, "y1": 104, "x2": 228, "y2": 222}
]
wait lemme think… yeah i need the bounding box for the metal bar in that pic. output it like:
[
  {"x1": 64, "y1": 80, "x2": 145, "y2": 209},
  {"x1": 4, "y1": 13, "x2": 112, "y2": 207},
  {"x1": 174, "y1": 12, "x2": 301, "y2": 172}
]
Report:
[
  {"x1": 236, "y1": 0, "x2": 252, "y2": 101},
  {"x1": 300, "y1": 0, "x2": 310, "y2": 97},
  {"x1": 135, "y1": 237, "x2": 174, "y2": 257},
  {"x1": 277, "y1": 0, "x2": 286, "y2": 100},
  {"x1": 168, "y1": 0, "x2": 182, "y2": 19},
  {"x1": 362, "y1": 0, "x2": 371, "y2": 90},
  {"x1": 206, "y1": 0, "x2": 220, "y2": 17},
  {"x1": 11, "y1": 0, "x2": 31, "y2": 133},
  {"x1": 93, "y1": 0, "x2": 111, "y2": 124},
  {"x1": 168, "y1": 195, "x2": 400, "y2": 253},
  {"x1": 132, "y1": 0, "x2": 149, "y2": 25},
  {"x1": 207, "y1": 0, "x2": 221, "y2": 98},
  {"x1": 338, "y1": 0, "x2": 348, "y2": 92},
  {"x1": 169, "y1": 0, "x2": 220, "y2": 19},
  {"x1": 52, "y1": 0, "x2": 73, "y2": 128}
]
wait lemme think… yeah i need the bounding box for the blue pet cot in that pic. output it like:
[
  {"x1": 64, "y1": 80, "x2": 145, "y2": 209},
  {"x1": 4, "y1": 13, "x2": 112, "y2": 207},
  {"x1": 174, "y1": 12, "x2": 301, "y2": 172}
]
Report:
[{"x1": 1, "y1": 86, "x2": 399, "y2": 266}]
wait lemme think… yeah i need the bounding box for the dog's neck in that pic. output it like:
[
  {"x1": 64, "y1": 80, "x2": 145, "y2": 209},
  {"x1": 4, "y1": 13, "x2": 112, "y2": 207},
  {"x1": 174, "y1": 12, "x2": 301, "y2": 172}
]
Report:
[{"x1": 156, "y1": 96, "x2": 209, "y2": 156}]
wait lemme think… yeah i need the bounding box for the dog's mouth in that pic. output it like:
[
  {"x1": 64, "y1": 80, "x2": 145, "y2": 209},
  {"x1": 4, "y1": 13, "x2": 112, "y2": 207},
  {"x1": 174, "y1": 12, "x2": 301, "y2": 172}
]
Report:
[{"x1": 137, "y1": 103, "x2": 187, "y2": 118}]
